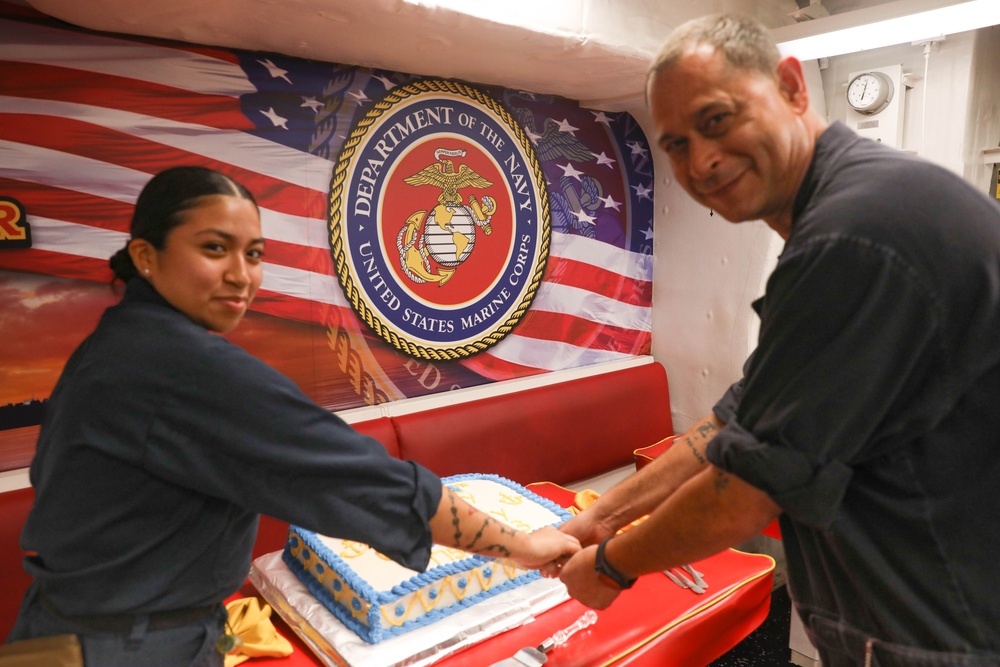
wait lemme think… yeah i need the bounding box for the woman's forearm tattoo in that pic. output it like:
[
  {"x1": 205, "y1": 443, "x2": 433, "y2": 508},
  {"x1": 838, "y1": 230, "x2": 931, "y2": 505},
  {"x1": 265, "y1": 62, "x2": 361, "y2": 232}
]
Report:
[
  {"x1": 464, "y1": 515, "x2": 488, "y2": 551},
  {"x1": 478, "y1": 523, "x2": 515, "y2": 558},
  {"x1": 447, "y1": 488, "x2": 462, "y2": 544},
  {"x1": 445, "y1": 488, "x2": 514, "y2": 557}
]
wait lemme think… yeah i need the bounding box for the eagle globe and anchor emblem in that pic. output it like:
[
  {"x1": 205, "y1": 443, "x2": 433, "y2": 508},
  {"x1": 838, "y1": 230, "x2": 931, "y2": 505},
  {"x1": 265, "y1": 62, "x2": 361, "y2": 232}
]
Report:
[
  {"x1": 398, "y1": 147, "x2": 498, "y2": 287},
  {"x1": 329, "y1": 79, "x2": 550, "y2": 361}
]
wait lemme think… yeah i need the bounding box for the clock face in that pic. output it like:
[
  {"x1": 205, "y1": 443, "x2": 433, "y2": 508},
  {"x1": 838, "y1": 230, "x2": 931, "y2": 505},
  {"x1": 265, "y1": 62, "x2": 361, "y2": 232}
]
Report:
[{"x1": 847, "y1": 72, "x2": 892, "y2": 115}]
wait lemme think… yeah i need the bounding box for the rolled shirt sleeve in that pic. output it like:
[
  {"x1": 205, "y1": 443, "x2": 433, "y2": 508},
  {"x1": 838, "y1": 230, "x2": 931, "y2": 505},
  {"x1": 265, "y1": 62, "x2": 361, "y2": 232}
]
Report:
[{"x1": 706, "y1": 235, "x2": 944, "y2": 528}]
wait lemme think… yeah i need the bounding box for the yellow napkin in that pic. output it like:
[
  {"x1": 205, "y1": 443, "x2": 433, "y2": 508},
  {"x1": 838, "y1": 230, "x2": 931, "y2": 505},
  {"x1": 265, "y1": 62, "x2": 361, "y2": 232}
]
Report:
[
  {"x1": 222, "y1": 597, "x2": 294, "y2": 667},
  {"x1": 573, "y1": 488, "x2": 648, "y2": 533}
]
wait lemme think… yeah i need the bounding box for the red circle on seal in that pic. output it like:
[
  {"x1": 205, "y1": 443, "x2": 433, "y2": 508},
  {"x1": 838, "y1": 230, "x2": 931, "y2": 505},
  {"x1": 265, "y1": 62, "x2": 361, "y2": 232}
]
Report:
[{"x1": 380, "y1": 138, "x2": 514, "y2": 307}]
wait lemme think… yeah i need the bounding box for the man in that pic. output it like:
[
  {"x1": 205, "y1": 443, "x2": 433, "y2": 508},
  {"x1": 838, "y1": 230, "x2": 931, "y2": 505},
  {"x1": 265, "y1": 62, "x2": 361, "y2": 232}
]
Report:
[{"x1": 554, "y1": 13, "x2": 1000, "y2": 667}]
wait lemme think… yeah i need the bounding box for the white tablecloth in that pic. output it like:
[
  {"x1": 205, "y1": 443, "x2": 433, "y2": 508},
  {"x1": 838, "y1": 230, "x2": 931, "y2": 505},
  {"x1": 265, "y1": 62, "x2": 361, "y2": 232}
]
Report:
[{"x1": 249, "y1": 551, "x2": 569, "y2": 667}]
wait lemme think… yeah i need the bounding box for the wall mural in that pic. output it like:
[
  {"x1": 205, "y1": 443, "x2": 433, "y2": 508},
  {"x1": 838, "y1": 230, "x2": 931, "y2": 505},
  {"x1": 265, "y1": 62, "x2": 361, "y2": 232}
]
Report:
[{"x1": 0, "y1": 2, "x2": 654, "y2": 470}]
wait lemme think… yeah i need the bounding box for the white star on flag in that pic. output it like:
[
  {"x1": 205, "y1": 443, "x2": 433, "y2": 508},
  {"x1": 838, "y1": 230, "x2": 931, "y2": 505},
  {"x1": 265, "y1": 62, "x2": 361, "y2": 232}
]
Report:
[
  {"x1": 300, "y1": 96, "x2": 323, "y2": 112},
  {"x1": 258, "y1": 58, "x2": 291, "y2": 83},
  {"x1": 260, "y1": 107, "x2": 289, "y2": 129},
  {"x1": 373, "y1": 74, "x2": 395, "y2": 89}
]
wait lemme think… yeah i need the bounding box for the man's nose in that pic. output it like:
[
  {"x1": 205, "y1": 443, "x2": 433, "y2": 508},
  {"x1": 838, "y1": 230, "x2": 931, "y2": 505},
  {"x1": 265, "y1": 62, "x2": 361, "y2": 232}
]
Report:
[{"x1": 688, "y1": 135, "x2": 721, "y2": 181}]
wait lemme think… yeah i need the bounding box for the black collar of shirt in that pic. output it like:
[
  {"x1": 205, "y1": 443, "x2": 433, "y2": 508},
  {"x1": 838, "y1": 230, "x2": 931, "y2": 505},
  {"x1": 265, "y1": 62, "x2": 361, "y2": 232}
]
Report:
[
  {"x1": 791, "y1": 122, "x2": 860, "y2": 237},
  {"x1": 124, "y1": 277, "x2": 176, "y2": 312}
]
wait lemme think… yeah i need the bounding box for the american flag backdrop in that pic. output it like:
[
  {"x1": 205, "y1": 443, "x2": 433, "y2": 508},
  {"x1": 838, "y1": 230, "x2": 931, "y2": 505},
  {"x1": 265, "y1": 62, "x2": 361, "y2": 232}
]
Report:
[{"x1": 0, "y1": 2, "x2": 654, "y2": 404}]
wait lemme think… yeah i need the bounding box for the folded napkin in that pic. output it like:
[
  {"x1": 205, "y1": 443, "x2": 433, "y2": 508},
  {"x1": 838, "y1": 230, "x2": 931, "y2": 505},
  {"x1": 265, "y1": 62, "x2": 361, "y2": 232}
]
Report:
[{"x1": 222, "y1": 597, "x2": 294, "y2": 667}]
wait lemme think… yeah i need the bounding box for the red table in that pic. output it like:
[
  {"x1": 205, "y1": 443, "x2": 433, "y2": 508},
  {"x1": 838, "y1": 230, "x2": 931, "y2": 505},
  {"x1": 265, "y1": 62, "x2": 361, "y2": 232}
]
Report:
[{"x1": 231, "y1": 483, "x2": 775, "y2": 667}]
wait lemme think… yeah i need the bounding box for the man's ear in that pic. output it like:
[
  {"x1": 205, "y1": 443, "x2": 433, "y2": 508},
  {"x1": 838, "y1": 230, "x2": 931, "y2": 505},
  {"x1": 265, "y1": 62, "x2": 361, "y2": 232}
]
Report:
[
  {"x1": 127, "y1": 238, "x2": 154, "y2": 274},
  {"x1": 776, "y1": 56, "x2": 811, "y2": 114}
]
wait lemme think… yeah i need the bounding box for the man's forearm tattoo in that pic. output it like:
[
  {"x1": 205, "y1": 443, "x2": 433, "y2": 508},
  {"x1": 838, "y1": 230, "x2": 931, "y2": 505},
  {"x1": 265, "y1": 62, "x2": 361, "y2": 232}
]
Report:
[
  {"x1": 713, "y1": 468, "x2": 731, "y2": 494},
  {"x1": 686, "y1": 420, "x2": 718, "y2": 465},
  {"x1": 685, "y1": 437, "x2": 707, "y2": 465},
  {"x1": 696, "y1": 421, "x2": 717, "y2": 439}
]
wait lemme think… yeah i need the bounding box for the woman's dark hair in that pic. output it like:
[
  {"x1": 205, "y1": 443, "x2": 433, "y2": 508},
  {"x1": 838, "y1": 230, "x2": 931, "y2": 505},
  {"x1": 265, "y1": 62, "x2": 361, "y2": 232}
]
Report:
[{"x1": 108, "y1": 166, "x2": 258, "y2": 283}]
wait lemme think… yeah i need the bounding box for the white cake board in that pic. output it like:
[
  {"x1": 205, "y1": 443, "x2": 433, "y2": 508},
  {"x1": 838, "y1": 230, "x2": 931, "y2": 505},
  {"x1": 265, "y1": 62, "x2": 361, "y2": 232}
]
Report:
[{"x1": 249, "y1": 551, "x2": 570, "y2": 667}]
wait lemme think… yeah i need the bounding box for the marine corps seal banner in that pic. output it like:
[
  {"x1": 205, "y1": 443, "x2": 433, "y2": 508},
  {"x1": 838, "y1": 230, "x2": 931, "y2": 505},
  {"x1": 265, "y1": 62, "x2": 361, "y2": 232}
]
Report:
[{"x1": 330, "y1": 80, "x2": 550, "y2": 360}]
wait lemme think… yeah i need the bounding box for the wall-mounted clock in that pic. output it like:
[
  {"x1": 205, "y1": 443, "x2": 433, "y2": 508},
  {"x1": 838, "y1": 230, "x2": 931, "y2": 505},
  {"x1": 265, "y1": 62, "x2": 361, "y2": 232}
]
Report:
[{"x1": 846, "y1": 71, "x2": 894, "y2": 115}]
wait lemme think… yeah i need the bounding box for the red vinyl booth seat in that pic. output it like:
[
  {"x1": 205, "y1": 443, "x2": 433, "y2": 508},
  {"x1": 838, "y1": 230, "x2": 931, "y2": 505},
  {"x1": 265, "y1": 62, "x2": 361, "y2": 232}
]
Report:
[{"x1": 0, "y1": 487, "x2": 34, "y2": 641}]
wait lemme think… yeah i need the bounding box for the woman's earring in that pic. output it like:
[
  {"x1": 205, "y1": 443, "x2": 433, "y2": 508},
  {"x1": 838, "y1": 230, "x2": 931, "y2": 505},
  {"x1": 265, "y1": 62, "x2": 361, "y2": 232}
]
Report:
[{"x1": 144, "y1": 268, "x2": 150, "y2": 275}]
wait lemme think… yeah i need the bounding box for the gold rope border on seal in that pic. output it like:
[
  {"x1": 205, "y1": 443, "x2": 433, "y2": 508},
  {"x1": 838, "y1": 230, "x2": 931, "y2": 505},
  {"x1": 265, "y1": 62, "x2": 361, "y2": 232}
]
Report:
[{"x1": 328, "y1": 78, "x2": 552, "y2": 361}]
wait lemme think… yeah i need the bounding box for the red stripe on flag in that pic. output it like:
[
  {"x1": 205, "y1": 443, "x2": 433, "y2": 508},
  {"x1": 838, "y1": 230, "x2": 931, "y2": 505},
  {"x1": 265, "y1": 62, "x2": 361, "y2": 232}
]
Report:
[
  {"x1": 458, "y1": 354, "x2": 549, "y2": 382},
  {"x1": 0, "y1": 114, "x2": 326, "y2": 219},
  {"x1": 544, "y1": 255, "x2": 652, "y2": 305},
  {"x1": 0, "y1": 177, "x2": 133, "y2": 232},
  {"x1": 0, "y1": 178, "x2": 333, "y2": 281},
  {"x1": 0, "y1": 114, "x2": 326, "y2": 218},
  {"x1": 258, "y1": 241, "x2": 333, "y2": 276},
  {"x1": 515, "y1": 310, "x2": 652, "y2": 354},
  {"x1": 252, "y1": 289, "x2": 353, "y2": 328},
  {"x1": 0, "y1": 248, "x2": 113, "y2": 283},
  {"x1": 0, "y1": 62, "x2": 256, "y2": 132}
]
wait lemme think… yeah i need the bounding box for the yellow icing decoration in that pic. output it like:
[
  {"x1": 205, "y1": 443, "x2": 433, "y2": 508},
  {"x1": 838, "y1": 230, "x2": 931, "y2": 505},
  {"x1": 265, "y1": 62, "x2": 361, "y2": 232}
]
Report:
[
  {"x1": 340, "y1": 541, "x2": 368, "y2": 559},
  {"x1": 499, "y1": 492, "x2": 523, "y2": 505},
  {"x1": 490, "y1": 507, "x2": 510, "y2": 522}
]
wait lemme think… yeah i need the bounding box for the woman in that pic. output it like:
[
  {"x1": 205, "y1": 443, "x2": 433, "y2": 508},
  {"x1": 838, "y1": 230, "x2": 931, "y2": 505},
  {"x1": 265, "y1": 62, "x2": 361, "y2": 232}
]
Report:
[{"x1": 7, "y1": 167, "x2": 579, "y2": 666}]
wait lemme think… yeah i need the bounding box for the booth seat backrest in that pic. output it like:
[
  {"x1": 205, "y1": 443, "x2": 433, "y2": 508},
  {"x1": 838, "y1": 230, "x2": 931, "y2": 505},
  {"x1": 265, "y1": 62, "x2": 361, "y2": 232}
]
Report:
[
  {"x1": 391, "y1": 362, "x2": 673, "y2": 486},
  {"x1": 0, "y1": 487, "x2": 34, "y2": 641},
  {"x1": 352, "y1": 416, "x2": 401, "y2": 459}
]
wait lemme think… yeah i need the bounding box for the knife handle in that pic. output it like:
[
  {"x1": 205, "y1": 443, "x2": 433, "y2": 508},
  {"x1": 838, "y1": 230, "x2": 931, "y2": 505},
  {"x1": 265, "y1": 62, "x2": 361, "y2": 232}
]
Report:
[{"x1": 538, "y1": 610, "x2": 598, "y2": 653}]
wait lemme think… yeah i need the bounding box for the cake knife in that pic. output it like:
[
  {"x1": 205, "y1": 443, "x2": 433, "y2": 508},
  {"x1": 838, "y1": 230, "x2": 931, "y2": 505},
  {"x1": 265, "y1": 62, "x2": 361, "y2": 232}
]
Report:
[{"x1": 488, "y1": 610, "x2": 598, "y2": 666}]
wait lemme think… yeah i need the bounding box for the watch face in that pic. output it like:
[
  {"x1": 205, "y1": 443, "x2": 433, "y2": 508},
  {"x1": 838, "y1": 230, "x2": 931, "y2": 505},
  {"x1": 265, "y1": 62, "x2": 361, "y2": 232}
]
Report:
[{"x1": 847, "y1": 72, "x2": 892, "y2": 114}]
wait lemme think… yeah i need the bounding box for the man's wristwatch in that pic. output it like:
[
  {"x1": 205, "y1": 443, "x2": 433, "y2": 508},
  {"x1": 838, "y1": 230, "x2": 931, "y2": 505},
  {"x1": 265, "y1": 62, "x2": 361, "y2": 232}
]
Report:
[{"x1": 594, "y1": 537, "x2": 637, "y2": 590}]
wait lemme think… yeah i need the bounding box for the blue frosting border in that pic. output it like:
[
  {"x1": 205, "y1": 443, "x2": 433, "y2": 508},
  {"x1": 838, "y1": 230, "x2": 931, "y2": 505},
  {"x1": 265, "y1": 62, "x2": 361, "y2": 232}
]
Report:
[{"x1": 284, "y1": 473, "x2": 571, "y2": 643}]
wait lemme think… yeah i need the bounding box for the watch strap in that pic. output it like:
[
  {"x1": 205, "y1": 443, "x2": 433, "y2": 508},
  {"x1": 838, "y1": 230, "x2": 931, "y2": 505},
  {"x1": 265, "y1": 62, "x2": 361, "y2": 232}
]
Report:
[{"x1": 594, "y1": 537, "x2": 637, "y2": 590}]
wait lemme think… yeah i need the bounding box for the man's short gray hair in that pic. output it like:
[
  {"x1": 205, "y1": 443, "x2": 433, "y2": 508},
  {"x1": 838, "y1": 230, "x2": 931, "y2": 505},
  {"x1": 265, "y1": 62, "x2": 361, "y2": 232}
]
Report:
[{"x1": 648, "y1": 13, "x2": 780, "y2": 85}]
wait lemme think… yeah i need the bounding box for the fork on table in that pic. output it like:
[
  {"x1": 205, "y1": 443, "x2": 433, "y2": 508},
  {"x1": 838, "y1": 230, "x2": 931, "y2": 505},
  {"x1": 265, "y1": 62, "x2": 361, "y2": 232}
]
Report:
[{"x1": 663, "y1": 564, "x2": 708, "y2": 594}]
